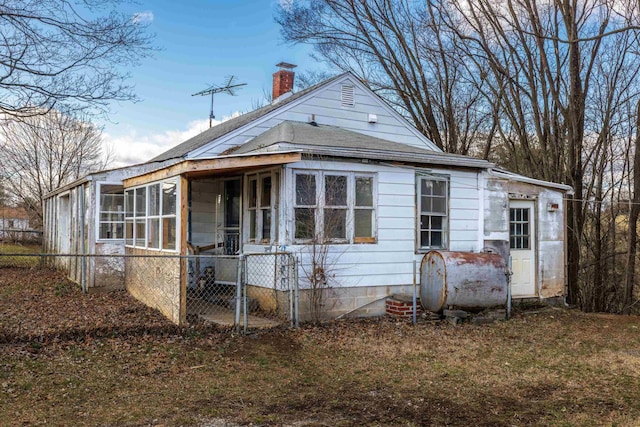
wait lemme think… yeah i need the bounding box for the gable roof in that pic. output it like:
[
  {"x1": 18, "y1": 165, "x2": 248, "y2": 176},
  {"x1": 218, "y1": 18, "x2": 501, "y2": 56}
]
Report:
[
  {"x1": 150, "y1": 73, "x2": 348, "y2": 162},
  {"x1": 233, "y1": 120, "x2": 492, "y2": 169}
]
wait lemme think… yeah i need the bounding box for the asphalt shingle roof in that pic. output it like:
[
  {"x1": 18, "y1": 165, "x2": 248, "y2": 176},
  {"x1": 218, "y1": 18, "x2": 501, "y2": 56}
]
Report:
[{"x1": 232, "y1": 120, "x2": 492, "y2": 169}]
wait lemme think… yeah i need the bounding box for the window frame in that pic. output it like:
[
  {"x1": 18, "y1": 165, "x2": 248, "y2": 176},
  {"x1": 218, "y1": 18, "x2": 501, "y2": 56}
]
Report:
[
  {"x1": 124, "y1": 178, "x2": 179, "y2": 252},
  {"x1": 509, "y1": 207, "x2": 531, "y2": 250},
  {"x1": 245, "y1": 169, "x2": 280, "y2": 244},
  {"x1": 96, "y1": 182, "x2": 125, "y2": 241},
  {"x1": 416, "y1": 174, "x2": 449, "y2": 251},
  {"x1": 292, "y1": 169, "x2": 377, "y2": 245}
]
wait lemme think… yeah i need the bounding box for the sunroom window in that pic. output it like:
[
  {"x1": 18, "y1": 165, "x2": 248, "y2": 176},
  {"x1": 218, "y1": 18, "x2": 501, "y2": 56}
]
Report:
[
  {"x1": 124, "y1": 179, "x2": 177, "y2": 251},
  {"x1": 98, "y1": 184, "x2": 124, "y2": 240}
]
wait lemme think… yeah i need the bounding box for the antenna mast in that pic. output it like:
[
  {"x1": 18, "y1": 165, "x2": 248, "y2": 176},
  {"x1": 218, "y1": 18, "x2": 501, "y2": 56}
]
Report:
[{"x1": 192, "y1": 75, "x2": 247, "y2": 128}]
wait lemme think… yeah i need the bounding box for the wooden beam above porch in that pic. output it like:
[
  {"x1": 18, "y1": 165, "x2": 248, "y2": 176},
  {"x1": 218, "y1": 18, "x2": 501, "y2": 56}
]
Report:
[{"x1": 123, "y1": 151, "x2": 302, "y2": 188}]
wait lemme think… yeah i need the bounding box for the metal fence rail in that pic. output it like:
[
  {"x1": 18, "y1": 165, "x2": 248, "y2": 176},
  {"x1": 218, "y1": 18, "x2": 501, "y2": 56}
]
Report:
[
  {"x1": 0, "y1": 252, "x2": 299, "y2": 332},
  {"x1": 0, "y1": 228, "x2": 42, "y2": 244}
]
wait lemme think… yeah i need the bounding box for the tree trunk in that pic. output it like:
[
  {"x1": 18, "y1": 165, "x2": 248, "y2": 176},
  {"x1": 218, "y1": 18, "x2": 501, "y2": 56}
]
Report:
[{"x1": 622, "y1": 101, "x2": 640, "y2": 314}]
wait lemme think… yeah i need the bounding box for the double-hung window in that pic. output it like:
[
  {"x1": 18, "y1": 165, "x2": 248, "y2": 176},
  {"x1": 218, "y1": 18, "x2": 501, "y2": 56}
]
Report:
[
  {"x1": 124, "y1": 179, "x2": 177, "y2": 251},
  {"x1": 246, "y1": 170, "x2": 280, "y2": 243},
  {"x1": 294, "y1": 173, "x2": 317, "y2": 240},
  {"x1": 324, "y1": 174, "x2": 348, "y2": 240},
  {"x1": 417, "y1": 175, "x2": 448, "y2": 250},
  {"x1": 98, "y1": 184, "x2": 124, "y2": 240},
  {"x1": 293, "y1": 170, "x2": 376, "y2": 244}
]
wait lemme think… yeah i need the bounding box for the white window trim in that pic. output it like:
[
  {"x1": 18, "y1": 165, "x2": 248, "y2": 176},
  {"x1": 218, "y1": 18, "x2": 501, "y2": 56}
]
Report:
[
  {"x1": 416, "y1": 174, "x2": 449, "y2": 251},
  {"x1": 244, "y1": 169, "x2": 280, "y2": 245},
  {"x1": 124, "y1": 178, "x2": 179, "y2": 252},
  {"x1": 292, "y1": 169, "x2": 377, "y2": 245},
  {"x1": 96, "y1": 181, "x2": 125, "y2": 242}
]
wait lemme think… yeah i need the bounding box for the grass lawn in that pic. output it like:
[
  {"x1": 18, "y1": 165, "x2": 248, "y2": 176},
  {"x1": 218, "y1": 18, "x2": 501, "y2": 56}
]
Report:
[
  {"x1": 1, "y1": 267, "x2": 640, "y2": 426},
  {"x1": 0, "y1": 242, "x2": 43, "y2": 267}
]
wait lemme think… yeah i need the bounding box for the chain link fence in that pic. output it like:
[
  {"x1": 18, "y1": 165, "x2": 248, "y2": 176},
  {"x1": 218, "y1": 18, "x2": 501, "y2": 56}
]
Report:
[
  {"x1": 0, "y1": 251, "x2": 299, "y2": 332},
  {"x1": 186, "y1": 253, "x2": 298, "y2": 331}
]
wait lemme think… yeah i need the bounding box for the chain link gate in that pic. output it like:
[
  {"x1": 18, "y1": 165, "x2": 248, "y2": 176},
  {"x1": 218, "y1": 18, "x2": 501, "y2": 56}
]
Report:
[{"x1": 186, "y1": 252, "x2": 298, "y2": 331}]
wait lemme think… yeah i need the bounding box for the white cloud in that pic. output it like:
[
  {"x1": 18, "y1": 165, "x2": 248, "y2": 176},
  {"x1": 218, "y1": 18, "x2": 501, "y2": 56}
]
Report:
[
  {"x1": 103, "y1": 112, "x2": 241, "y2": 168},
  {"x1": 277, "y1": 0, "x2": 294, "y2": 11},
  {"x1": 132, "y1": 11, "x2": 154, "y2": 24}
]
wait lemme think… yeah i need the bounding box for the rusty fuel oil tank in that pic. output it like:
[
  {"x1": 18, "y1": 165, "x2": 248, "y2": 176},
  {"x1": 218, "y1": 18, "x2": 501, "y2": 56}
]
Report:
[{"x1": 420, "y1": 251, "x2": 508, "y2": 313}]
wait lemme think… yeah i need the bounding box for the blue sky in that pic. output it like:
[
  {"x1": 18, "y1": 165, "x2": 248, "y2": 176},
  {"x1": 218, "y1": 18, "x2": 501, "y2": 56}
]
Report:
[{"x1": 102, "y1": 0, "x2": 321, "y2": 166}]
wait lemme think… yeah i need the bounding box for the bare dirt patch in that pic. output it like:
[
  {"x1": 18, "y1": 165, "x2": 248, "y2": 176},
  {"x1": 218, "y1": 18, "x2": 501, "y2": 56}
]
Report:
[{"x1": 2, "y1": 267, "x2": 640, "y2": 426}]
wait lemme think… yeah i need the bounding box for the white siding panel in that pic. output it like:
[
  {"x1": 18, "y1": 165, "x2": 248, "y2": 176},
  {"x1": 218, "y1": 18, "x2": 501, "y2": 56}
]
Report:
[
  {"x1": 378, "y1": 228, "x2": 415, "y2": 241},
  {"x1": 378, "y1": 182, "x2": 414, "y2": 196},
  {"x1": 449, "y1": 209, "x2": 479, "y2": 221},
  {"x1": 450, "y1": 188, "x2": 479, "y2": 200},
  {"x1": 450, "y1": 220, "x2": 479, "y2": 231},
  {"x1": 328, "y1": 247, "x2": 413, "y2": 264},
  {"x1": 377, "y1": 194, "x2": 414, "y2": 207},
  {"x1": 377, "y1": 206, "x2": 414, "y2": 220},
  {"x1": 450, "y1": 198, "x2": 479, "y2": 210},
  {"x1": 450, "y1": 228, "x2": 478, "y2": 239}
]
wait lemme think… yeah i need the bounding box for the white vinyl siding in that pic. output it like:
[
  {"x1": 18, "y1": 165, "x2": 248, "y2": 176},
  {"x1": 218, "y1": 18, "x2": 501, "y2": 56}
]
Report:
[{"x1": 285, "y1": 161, "x2": 481, "y2": 288}]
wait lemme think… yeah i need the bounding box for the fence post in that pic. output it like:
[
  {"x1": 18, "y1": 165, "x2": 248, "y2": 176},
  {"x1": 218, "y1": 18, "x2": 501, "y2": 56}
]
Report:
[
  {"x1": 243, "y1": 255, "x2": 248, "y2": 335},
  {"x1": 289, "y1": 254, "x2": 294, "y2": 328},
  {"x1": 294, "y1": 255, "x2": 300, "y2": 328},
  {"x1": 234, "y1": 254, "x2": 244, "y2": 333},
  {"x1": 413, "y1": 260, "x2": 417, "y2": 325}
]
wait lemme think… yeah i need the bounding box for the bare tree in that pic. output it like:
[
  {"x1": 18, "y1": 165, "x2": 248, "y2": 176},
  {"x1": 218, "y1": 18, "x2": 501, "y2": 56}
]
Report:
[
  {"x1": 441, "y1": 0, "x2": 640, "y2": 307},
  {"x1": 279, "y1": 0, "x2": 640, "y2": 312},
  {"x1": 623, "y1": 101, "x2": 640, "y2": 314},
  {"x1": 0, "y1": 0, "x2": 153, "y2": 118},
  {"x1": 0, "y1": 111, "x2": 110, "y2": 225},
  {"x1": 294, "y1": 172, "x2": 351, "y2": 322},
  {"x1": 276, "y1": 0, "x2": 498, "y2": 155}
]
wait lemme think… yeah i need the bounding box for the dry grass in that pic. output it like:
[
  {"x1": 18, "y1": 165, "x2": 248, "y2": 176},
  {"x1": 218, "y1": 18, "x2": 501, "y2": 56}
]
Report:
[
  {"x1": 0, "y1": 242, "x2": 42, "y2": 267},
  {"x1": 1, "y1": 267, "x2": 640, "y2": 426}
]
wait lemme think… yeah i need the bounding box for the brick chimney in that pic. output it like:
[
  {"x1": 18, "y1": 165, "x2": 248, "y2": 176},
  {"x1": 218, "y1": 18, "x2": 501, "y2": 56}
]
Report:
[{"x1": 272, "y1": 62, "x2": 297, "y2": 101}]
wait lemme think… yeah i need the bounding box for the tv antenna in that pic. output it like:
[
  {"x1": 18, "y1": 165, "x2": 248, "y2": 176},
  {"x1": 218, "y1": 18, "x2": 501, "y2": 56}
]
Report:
[{"x1": 192, "y1": 75, "x2": 247, "y2": 128}]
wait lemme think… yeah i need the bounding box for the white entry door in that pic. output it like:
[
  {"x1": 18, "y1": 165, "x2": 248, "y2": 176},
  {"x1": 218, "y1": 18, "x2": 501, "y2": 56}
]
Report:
[{"x1": 509, "y1": 200, "x2": 536, "y2": 297}]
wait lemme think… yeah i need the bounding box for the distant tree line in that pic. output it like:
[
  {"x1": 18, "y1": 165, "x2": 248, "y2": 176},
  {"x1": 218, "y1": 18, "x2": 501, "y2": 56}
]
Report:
[
  {"x1": 277, "y1": 0, "x2": 640, "y2": 313},
  {"x1": 0, "y1": 0, "x2": 152, "y2": 228}
]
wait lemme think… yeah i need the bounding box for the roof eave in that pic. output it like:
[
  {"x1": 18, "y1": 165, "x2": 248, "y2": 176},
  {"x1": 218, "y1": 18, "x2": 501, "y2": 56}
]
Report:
[
  {"x1": 490, "y1": 169, "x2": 574, "y2": 194},
  {"x1": 43, "y1": 176, "x2": 91, "y2": 200},
  {"x1": 297, "y1": 147, "x2": 493, "y2": 169},
  {"x1": 123, "y1": 150, "x2": 304, "y2": 188}
]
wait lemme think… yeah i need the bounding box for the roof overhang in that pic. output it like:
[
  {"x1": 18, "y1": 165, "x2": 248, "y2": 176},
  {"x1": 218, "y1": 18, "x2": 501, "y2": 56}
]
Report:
[
  {"x1": 43, "y1": 177, "x2": 91, "y2": 200},
  {"x1": 123, "y1": 151, "x2": 303, "y2": 188},
  {"x1": 297, "y1": 146, "x2": 492, "y2": 169},
  {"x1": 490, "y1": 169, "x2": 574, "y2": 194}
]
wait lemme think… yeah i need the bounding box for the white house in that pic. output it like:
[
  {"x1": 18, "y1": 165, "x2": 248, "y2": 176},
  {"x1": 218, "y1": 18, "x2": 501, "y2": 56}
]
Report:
[
  {"x1": 42, "y1": 162, "x2": 175, "y2": 290},
  {"x1": 0, "y1": 206, "x2": 40, "y2": 242},
  {"x1": 43, "y1": 65, "x2": 571, "y2": 323}
]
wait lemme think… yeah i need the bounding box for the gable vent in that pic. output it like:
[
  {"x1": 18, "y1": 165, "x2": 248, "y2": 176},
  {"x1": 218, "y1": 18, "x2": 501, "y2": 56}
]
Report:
[{"x1": 341, "y1": 84, "x2": 355, "y2": 107}]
